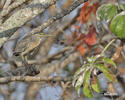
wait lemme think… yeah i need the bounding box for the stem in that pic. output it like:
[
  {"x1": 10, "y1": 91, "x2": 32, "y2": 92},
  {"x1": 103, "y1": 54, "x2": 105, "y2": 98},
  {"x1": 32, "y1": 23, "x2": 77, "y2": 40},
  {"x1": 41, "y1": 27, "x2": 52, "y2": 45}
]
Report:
[{"x1": 101, "y1": 39, "x2": 115, "y2": 56}]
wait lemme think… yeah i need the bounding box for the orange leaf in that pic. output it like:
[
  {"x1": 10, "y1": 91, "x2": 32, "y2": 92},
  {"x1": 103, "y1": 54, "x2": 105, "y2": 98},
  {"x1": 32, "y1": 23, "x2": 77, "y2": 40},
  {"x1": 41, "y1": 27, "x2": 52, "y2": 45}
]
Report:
[
  {"x1": 77, "y1": 1, "x2": 88, "y2": 23},
  {"x1": 111, "y1": 46, "x2": 123, "y2": 61},
  {"x1": 108, "y1": 82, "x2": 116, "y2": 93},
  {"x1": 92, "y1": 2, "x2": 99, "y2": 14},
  {"x1": 85, "y1": 27, "x2": 96, "y2": 45},
  {"x1": 76, "y1": 45, "x2": 86, "y2": 56},
  {"x1": 77, "y1": 1, "x2": 98, "y2": 24}
]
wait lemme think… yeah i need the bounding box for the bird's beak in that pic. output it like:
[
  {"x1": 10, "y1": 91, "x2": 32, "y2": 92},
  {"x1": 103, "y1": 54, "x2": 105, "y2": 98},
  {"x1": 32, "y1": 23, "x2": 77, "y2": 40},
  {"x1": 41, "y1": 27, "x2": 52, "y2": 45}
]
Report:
[{"x1": 38, "y1": 33, "x2": 55, "y2": 37}]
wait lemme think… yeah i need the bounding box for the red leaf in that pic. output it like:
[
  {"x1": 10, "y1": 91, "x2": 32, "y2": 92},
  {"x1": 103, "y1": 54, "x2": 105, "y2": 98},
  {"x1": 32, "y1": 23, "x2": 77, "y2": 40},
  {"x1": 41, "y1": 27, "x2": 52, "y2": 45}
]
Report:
[
  {"x1": 92, "y1": 2, "x2": 99, "y2": 14},
  {"x1": 85, "y1": 27, "x2": 96, "y2": 45},
  {"x1": 77, "y1": 1, "x2": 89, "y2": 23},
  {"x1": 76, "y1": 45, "x2": 86, "y2": 56},
  {"x1": 77, "y1": 1, "x2": 98, "y2": 24}
]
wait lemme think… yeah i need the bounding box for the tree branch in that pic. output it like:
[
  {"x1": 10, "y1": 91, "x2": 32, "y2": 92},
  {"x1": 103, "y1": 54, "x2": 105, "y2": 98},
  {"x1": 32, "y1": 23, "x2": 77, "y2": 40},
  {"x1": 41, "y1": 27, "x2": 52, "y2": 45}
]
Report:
[
  {"x1": 0, "y1": 0, "x2": 57, "y2": 47},
  {"x1": 0, "y1": 0, "x2": 33, "y2": 23},
  {"x1": 0, "y1": 76, "x2": 72, "y2": 84},
  {"x1": 29, "y1": 0, "x2": 87, "y2": 35},
  {"x1": 28, "y1": 46, "x2": 73, "y2": 64},
  {"x1": 40, "y1": 52, "x2": 79, "y2": 76},
  {"x1": 0, "y1": 64, "x2": 40, "y2": 77}
]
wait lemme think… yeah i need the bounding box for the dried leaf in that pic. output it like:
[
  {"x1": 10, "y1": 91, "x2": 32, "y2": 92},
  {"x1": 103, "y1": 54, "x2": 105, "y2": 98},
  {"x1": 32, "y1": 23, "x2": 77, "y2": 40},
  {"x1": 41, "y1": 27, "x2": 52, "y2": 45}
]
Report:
[
  {"x1": 85, "y1": 27, "x2": 96, "y2": 45},
  {"x1": 111, "y1": 46, "x2": 123, "y2": 61},
  {"x1": 76, "y1": 45, "x2": 86, "y2": 56},
  {"x1": 77, "y1": 1, "x2": 89, "y2": 23},
  {"x1": 108, "y1": 82, "x2": 116, "y2": 93},
  {"x1": 77, "y1": 1, "x2": 98, "y2": 24}
]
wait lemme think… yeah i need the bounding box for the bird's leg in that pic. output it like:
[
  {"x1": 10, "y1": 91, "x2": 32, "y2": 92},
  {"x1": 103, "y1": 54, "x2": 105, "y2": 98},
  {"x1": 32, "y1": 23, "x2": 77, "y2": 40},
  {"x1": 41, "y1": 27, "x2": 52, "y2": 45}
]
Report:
[
  {"x1": 20, "y1": 54, "x2": 29, "y2": 76},
  {"x1": 20, "y1": 54, "x2": 25, "y2": 63},
  {"x1": 24, "y1": 56, "x2": 30, "y2": 70},
  {"x1": 24, "y1": 56, "x2": 28, "y2": 64},
  {"x1": 20, "y1": 55, "x2": 40, "y2": 76},
  {"x1": 20, "y1": 53, "x2": 28, "y2": 65},
  {"x1": 21, "y1": 53, "x2": 36, "y2": 65}
]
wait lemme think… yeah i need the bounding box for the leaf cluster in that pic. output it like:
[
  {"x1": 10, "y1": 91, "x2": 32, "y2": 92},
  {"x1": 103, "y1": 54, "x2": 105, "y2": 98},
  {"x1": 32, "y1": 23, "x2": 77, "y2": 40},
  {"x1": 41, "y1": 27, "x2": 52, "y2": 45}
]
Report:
[{"x1": 72, "y1": 54, "x2": 117, "y2": 97}]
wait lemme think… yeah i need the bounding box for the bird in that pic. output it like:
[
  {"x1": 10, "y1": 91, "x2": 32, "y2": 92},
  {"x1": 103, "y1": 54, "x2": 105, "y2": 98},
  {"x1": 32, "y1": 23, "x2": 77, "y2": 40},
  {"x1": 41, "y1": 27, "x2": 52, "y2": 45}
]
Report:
[{"x1": 13, "y1": 33, "x2": 53, "y2": 64}]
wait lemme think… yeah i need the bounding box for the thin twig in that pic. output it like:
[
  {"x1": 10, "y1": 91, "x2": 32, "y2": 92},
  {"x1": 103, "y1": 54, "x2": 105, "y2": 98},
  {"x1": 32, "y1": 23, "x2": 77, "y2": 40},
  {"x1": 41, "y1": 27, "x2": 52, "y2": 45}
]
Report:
[
  {"x1": 28, "y1": 47, "x2": 73, "y2": 64},
  {"x1": 40, "y1": 52, "x2": 79, "y2": 76},
  {"x1": 101, "y1": 39, "x2": 115, "y2": 56}
]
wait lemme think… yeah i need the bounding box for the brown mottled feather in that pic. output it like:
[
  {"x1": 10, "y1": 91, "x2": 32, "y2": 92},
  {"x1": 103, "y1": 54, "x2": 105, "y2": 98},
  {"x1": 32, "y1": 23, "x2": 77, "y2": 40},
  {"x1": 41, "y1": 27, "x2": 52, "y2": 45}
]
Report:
[{"x1": 14, "y1": 34, "x2": 41, "y2": 56}]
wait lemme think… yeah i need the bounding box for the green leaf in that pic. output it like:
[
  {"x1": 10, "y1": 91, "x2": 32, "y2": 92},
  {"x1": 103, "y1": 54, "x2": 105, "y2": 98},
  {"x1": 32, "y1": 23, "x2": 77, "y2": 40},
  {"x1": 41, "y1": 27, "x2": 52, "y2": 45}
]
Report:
[
  {"x1": 74, "y1": 73, "x2": 85, "y2": 95},
  {"x1": 118, "y1": 4, "x2": 125, "y2": 11},
  {"x1": 83, "y1": 68, "x2": 93, "y2": 97},
  {"x1": 74, "y1": 67, "x2": 85, "y2": 78},
  {"x1": 73, "y1": 68, "x2": 88, "y2": 95},
  {"x1": 95, "y1": 64, "x2": 117, "y2": 82},
  {"x1": 103, "y1": 58, "x2": 117, "y2": 68},
  {"x1": 87, "y1": 57, "x2": 93, "y2": 63},
  {"x1": 83, "y1": 68, "x2": 91, "y2": 83},
  {"x1": 110, "y1": 12, "x2": 125, "y2": 38},
  {"x1": 83, "y1": 83, "x2": 93, "y2": 98},
  {"x1": 87, "y1": 56, "x2": 97, "y2": 63},
  {"x1": 106, "y1": 5, "x2": 117, "y2": 21},
  {"x1": 75, "y1": 84, "x2": 81, "y2": 96},
  {"x1": 91, "y1": 76, "x2": 100, "y2": 93},
  {"x1": 72, "y1": 77, "x2": 78, "y2": 87},
  {"x1": 96, "y1": 3, "x2": 117, "y2": 22}
]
